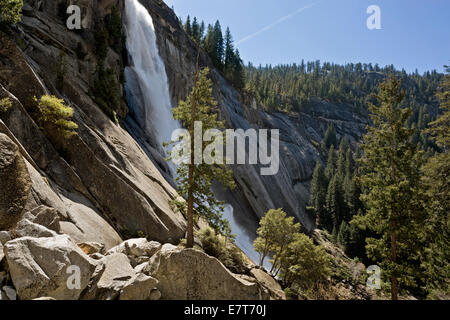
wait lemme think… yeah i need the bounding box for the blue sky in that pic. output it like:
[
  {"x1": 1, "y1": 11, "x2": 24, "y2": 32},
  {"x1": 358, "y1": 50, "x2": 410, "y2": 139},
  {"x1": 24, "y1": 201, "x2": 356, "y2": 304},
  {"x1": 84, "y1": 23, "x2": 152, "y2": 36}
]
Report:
[{"x1": 163, "y1": 0, "x2": 450, "y2": 74}]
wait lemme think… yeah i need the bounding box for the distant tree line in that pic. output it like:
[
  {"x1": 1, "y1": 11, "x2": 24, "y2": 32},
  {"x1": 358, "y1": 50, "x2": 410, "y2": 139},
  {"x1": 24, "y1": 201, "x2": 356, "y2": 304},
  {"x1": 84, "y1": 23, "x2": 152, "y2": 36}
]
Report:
[
  {"x1": 182, "y1": 16, "x2": 245, "y2": 89},
  {"x1": 244, "y1": 62, "x2": 442, "y2": 143}
]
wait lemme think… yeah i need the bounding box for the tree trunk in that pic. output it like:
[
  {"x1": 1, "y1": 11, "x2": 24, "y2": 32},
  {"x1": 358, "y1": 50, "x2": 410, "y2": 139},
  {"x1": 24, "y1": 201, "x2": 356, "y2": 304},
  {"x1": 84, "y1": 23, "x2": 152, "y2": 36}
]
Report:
[
  {"x1": 390, "y1": 218, "x2": 399, "y2": 300},
  {"x1": 186, "y1": 165, "x2": 195, "y2": 248},
  {"x1": 390, "y1": 146, "x2": 399, "y2": 300}
]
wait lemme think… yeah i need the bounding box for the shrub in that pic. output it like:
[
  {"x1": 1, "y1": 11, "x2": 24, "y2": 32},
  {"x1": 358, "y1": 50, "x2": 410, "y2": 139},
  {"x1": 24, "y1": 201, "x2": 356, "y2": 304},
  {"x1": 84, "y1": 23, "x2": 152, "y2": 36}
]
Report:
[
  {"x1": 278, "y1": 233, "x2": 332, "y2": 291},
  {"x1": 0, "y1": 97, "x2": 12, "y2": 113},
  {"x1": 197, "y1": 227, "x2": 244, "y2": 272},
  {"x1": 35, "y1": 95, "x2": 78, "y2": 139},
  {"x1": 0, "y1": 0, "x2": 23, "y2": 25},
  {"x1": 93, "y1": 64, "x2": 121, "y2": 122}
]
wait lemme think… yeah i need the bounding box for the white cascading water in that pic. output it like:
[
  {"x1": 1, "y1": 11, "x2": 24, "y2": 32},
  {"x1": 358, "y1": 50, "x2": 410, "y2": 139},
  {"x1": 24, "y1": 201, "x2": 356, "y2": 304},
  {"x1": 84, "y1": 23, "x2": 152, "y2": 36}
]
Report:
[
  {"x1": 123, "y1": 0, "x2": 267, "y2": 270},
  {"x1": 124, "y1": 0, "x2": 180, "y2": 166}
]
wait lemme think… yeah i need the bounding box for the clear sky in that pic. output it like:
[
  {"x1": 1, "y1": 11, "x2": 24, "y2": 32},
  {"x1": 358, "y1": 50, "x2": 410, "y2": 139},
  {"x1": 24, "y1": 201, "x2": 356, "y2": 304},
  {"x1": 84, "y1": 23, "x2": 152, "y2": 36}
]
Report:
[{"x1": 163, "y1": 0, "x2": 450, "y2": 74}]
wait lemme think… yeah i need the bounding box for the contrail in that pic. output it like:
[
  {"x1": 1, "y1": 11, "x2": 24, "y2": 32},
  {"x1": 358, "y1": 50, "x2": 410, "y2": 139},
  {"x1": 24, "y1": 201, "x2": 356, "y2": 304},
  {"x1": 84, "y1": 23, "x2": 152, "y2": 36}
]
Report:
[{"x1": 236, "y1": 1, "x2": 321, "y2": 45}]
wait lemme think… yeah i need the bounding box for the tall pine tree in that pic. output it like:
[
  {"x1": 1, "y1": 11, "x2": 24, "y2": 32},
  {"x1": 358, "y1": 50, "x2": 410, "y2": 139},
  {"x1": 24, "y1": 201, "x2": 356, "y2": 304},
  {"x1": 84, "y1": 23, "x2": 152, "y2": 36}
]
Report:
[
  {"x1": 167, "y1": 66, "x2": 235, "y2": 248},
  {"x1": 352, "y1": 76, "x2": 426, "y2": 300}
]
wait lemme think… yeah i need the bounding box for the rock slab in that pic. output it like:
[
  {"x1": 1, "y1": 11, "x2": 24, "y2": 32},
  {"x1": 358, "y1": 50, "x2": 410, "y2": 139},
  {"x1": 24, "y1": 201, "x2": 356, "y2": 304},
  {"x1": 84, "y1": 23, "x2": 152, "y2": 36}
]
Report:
[{"x1": 4, "y1": 235, "x2": 98, "y2": 300}]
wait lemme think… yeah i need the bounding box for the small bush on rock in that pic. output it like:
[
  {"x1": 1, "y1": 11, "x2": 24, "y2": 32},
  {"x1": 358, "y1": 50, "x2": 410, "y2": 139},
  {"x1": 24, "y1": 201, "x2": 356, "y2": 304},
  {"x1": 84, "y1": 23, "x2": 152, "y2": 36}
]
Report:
[
  {"x1": 0, "y1": 97, "x2": 12, "y2": 113},
  {"x1": 35, "y1": 95, "x2": 78, "y2": 139},
  {"x1": 0, "y1": 0, "x2": 23, "y2": 25},
  {"x1": 197, "y1": 227, "x2": 244, "y2": 273}
]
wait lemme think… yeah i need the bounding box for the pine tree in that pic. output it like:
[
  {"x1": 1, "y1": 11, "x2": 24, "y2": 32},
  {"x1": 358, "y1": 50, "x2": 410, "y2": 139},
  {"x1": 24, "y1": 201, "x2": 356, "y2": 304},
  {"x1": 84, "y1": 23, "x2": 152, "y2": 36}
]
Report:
[
  {"x1": 231, "y1": 49, "x2": 245, "y2": 89},
  {"x1": 325, "y1": 145, "x2": 336, "y2": 180},
  {"x1": 184, "y1": 15, "x2": 192, "y2": 36},
  {"x1": 203, "y1": 24, "x2": 215, "y2": 56},
  {"x1": 309, "y1": 161, "x2": 327, "y2": 228},
  {"x1": 212, "y1": 20, "x2": 224, "y2": 68},
  {"x1": 224, "y1": 27, "x2": 234, "y2": 73},
  {"x1": 337, "y1": 221, "x2": 351, "y2": 250},
  {"x1": 167, "y1": 67, "x2": 235, "y2": 248},
  {"x1": 191, "y1": 17, "x2": 200, "y2": 42},
  {"x1": 352, "y1": 76, "x2": 426, "y2": 300},
  {"x1": 321, "y1": 124, "x2": 337, "y2": 151},
  {"x1": 421, "y1": 66, "x2": 450, "y2": 298},
  {"x1": 326, "y1": 173, "x2": 344, "y2": 230}
]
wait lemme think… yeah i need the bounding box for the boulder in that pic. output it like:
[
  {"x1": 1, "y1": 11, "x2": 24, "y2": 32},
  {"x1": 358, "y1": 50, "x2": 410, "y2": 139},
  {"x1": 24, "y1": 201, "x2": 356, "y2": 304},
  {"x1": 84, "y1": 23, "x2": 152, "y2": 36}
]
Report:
[
  {"x1": 250, "y1": 268, "x2": 286, "y2": 300},
  {"x1": 82, "y1": 253, "x2": 135, "y2": 300},
  {"x1": 0, "y1": 133, "x2": 32, "y2": 230},
  {"x1": 147, "y1": 244, "x2": 269, "y2": 300},
  {"x1": 82, "y1": 252, "x2": 159, "y2": 300},
  {"x1": 106, "y1": 238, "x2": 161, "y2": 267},
  {"x1": 4, "y1": 235, "x2": 98, "y2": 300},
  {"x1": 119, "y1": 273, "x2": 159, "y2": 300},
  {"x1": 15, "y1": 218, "x2": 58, "y2": 238},
  {"x1": 30, "y1": 205, "x2": 61, "y2": 232}
]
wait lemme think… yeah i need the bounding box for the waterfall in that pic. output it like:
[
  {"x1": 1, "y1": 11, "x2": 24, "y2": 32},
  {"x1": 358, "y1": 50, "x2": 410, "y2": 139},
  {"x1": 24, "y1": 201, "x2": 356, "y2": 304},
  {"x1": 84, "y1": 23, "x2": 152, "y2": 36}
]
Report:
[
  {"x1": 123, "y1": 0, "x2": 265, "y2": 270},
  {"x1": 124, "y1": 0, "x2": 180, "y2": 169}
]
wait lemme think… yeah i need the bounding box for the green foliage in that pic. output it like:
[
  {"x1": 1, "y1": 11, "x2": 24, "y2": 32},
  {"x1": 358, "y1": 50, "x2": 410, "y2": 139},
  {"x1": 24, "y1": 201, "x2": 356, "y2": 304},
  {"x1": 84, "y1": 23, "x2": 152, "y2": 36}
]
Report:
[
  {"x1": 104, "y1": 5, "x2": 124, "y2": 53},
  {"x1": 309, "y1": 161, "x2": 327, "y2": 227},
  {"x1": 253, "y1": 208, "x2": 299, "y2": 270},
  {"x1": 321, "y1": 124, "x2": 337, "y2": 151},
  {"x1": 34, "y1": 95, "x2": 78, "y2": 139},
  {"x1": 197, "y1": 227, "x2": 243, "y2": 272},
  {"x1": 0, "y1": 0, "x2": 23, "y2": 25},
  {"x1": 351, "y1": 76, "x2": 426, "y2": 299},
  {"x1": 166, "y1": 67, "x2": 236, "y2": 246},
  {"x1": 254, "y1": 208, "x2": 331, "y2": 295},
  {"x1": 94, "y1": 5, "x2": 124, "y2": 59},
  {"x1": 278, "y1": 233, "x2": 331, "y2": 291},
  {"x1": 324, "y1": 145, "x2": 336, "y2": 180},
  {"x1": 0, "y1": 97, "x2": 12, "y2": 113},
  {"x1": 244, "y1": 62, "x2": 442, "y2": 124},
  {"x1": 93, "y1": 64, "x2": 121, "y2": 122},
  {"x1": 420, "y1": 66, "x2": 450, "y2": 298},
  {"x1": 182, "y1": 17, "x2": 245, "y2": 89}
]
